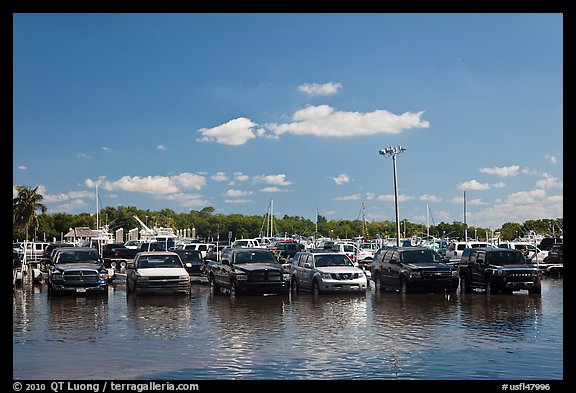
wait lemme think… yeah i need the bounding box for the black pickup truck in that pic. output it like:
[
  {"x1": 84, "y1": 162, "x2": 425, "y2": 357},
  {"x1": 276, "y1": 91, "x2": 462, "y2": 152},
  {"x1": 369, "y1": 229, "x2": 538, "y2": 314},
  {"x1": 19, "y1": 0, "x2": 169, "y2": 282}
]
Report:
[
  {"x1": 205, "y1": 247, "x2": 290, "y2": 296},
  {"x1": 103, "y1": 241, "x2": 175, "y2": 270},
  {"x1": 102, "y1": 243, "x2": 139, "y2": 269}
]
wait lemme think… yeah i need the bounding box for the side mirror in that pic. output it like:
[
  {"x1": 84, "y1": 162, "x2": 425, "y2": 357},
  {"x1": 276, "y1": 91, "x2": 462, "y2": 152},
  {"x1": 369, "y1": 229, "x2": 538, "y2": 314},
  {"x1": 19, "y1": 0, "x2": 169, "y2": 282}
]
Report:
[
  {"x1": 222, "y1": 260, "x2": 230, "y2": 266},
  {"x1": 389, "y1": 259, "x2": 398, "y2": 265},
  {"x1": 126, "y1": 261, "x2": 135, "y2": 269},
  {"x1": 304, "y1": 262, "x2": 311, "y2": 268}
]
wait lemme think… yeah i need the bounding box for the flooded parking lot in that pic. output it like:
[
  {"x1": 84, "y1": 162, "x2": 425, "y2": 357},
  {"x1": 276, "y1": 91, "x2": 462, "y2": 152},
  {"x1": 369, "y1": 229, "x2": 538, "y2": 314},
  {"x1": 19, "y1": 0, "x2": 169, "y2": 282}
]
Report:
[{"x1": 13, "y1": 276, "x2": 563, "y2": 381}]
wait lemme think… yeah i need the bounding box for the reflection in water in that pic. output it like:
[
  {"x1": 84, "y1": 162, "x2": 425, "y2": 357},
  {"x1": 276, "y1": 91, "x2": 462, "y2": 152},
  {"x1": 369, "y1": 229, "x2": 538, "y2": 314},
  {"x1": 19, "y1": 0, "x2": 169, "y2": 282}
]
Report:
[{"x1": 13, "y1": 278, "x2": 562, "y2": 380}]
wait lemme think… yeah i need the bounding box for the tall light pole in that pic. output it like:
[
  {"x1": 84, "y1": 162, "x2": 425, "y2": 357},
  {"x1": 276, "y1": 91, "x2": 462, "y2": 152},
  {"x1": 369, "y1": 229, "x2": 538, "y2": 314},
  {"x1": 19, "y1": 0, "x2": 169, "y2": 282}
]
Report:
[{"x1": 379, "y1": 146, "x2": 406, "y2": 247}]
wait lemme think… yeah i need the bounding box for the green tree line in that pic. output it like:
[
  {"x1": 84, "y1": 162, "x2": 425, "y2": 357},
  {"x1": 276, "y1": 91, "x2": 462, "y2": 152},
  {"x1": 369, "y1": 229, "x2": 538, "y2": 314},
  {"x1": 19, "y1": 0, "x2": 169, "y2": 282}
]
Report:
[{"x1": 13, "y1": 185, "x2": 563, "y2": 243}]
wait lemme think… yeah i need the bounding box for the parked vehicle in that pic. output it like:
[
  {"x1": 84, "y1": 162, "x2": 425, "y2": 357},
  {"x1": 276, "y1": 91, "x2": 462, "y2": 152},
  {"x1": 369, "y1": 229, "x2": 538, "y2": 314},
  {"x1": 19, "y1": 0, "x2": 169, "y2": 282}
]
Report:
[
  {"x1": 371, "y1": 246, "x2": 459, "y2": 294},
  {"x1": 124, "y1": 240, "x2": 143, "y2": 249},
  {"x1": 206, "y1": 247, "x2": 290, "y2": 296},
  {"x1": 543, "y1": 243, "x2": 563, "y2": 276},
  {"x1": 330, "y1": 242, "x2": 361, "y2": 264},
  {"x1": 267, "y1": 240, "x2": 304, "y2": 261},
  {"x1": 537, "y1": 237, "x2": 562, "y2": 251},
  {"x1": 16, "y1": 241, "x2": 51, "y2": 261},
  {"x1": 458, "y1": 248, "x2": 541, "y2": 295},
  {"x1": 126, "y1": 251, "x2": 191, "y2": 295},
  {"x1": 231, "y1": 239, "x2": 264, "y2": 248},
  {"x1": 290, "y1": 251, "x2": 368, "y2": 295},
  {"x1": 497, "y1": 242, "x2": 548, "y2": 263},
  {"x1": 13, "y1": 249, "x2": 23, "y2": 290},
  {"x1": 205, "y1": 243, "x2": 227, "y2": 261},
  {"x1": 446, "y1": 241, "x2": 494, "y2": 265},
  {"x1": 173, "y1": 249, "x2": 207, "y2": 277},
  {"x1": 46, "y1": 247, "x2": 109, "y2": 296},
  {"x1": 173, "y1": 242, "x2": 215, "y2": 259}
]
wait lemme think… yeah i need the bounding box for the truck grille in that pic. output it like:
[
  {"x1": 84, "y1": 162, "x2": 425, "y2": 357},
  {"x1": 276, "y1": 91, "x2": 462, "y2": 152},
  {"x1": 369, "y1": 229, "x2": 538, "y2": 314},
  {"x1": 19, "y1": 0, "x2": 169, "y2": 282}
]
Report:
[
  {"x1": 330, "y1": 273, "x2": 359, "y2": 280},
  {"x1": 506, "y1": 270, "x2": 536, "y2": 279},
  {"x1": 248, "y1": 270, "x2": 282, "y2": 282},
  {"x1": 63, "y1": 270, "x2": 99, "y2": 284},
  {"x1": 422, "y1": 271, "x2": 452, "y2": 279}
]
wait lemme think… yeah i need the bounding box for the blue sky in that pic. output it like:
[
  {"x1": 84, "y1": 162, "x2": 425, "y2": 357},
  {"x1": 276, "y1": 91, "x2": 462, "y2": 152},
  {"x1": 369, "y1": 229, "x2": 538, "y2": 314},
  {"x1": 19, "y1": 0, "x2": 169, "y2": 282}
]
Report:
[{"x1": 13, "y1": 13, "x2": 563, "y2": 230}]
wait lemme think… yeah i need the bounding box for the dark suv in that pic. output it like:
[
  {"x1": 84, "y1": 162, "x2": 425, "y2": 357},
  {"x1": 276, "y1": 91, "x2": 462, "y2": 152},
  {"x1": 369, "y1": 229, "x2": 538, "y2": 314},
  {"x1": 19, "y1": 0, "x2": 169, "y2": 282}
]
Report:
[
  {"x1": 458, "y1": 248, "x2": 541, "y2": 295},
  {"x1": 371, "y1": 246, "x2": 459, "y2": 294}
]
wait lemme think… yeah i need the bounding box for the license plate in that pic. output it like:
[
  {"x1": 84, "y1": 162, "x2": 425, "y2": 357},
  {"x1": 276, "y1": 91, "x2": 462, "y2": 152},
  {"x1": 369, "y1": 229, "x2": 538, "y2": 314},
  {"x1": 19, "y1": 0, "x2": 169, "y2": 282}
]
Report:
[{"x1": 76, "y1": 288, "x2": 87, "y2": 293}]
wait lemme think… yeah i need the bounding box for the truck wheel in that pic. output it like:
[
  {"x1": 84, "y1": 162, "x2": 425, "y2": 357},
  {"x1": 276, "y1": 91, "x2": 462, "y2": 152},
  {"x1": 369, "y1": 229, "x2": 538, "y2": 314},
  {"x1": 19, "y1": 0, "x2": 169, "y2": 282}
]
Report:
[
  {"x1": 209, "y1": 274, "x2": 221, "y2": 295},
  {"x1": 460, "y1": 275, "x2": 472, "y2": 293},
  {"x1": 312, "y1": 280, "x2": 321, "y2": 295},
  {"x1": 399, "y1": 278, "x2": 409, "y2": 294},
  {"x1": 373, "y1": 273, "x2": 383, "y2": 292},
  {"x1": 528, "y1": 281, "x2": 542, "y2": 295},
  {"x1": 485, "y1": 280, "x2": 493, "y2": 295},
  {"x1": 291, "y1": 277, "x2": 299, "y2": 293}
]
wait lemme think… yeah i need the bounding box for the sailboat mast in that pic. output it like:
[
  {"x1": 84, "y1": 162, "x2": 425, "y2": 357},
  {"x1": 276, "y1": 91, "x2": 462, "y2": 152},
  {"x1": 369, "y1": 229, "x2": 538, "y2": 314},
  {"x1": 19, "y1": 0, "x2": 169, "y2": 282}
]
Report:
[{"x1": 96, "y1": 184, "x2": 99, "y2": 230}]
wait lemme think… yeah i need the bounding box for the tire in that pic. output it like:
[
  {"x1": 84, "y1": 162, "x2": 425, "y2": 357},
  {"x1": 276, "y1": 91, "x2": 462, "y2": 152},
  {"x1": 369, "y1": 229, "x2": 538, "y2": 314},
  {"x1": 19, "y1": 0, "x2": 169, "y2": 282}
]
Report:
[
  {"x1": 460, "y1": 275, "x2": 472, "y2": 293},
  {"x1": 209, "y1": 274, "x2": 222, "y2": 295},
  {"x1": 373, "y1": 273, "x2": 382, "y2": 292},
  {"x1": 485, "y1": 280, "x2": 493, "y2": 295},
  {"x1": 230, "y1": 280, "x2": 238, "y2": 297},
  {"x1": 291, "y1": 277, "x2": 299, "y2": 293},
  {"x1": 528, "y1": 281, "x2": 542, "y2": 295},
  {"x1": 399, "y1": 278, "x2": 409, "y2": 294},
  {"x1": 312, "y1": 280, "x2": 321, "y2": 295}
]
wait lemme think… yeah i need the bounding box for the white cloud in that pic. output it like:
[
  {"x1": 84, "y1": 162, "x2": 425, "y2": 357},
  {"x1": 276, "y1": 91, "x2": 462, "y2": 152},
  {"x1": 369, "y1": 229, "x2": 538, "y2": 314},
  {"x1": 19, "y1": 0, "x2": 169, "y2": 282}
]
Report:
[
  {"x1": 234, "y1": 172, "x2": 250, "y2": 182},
  {"x1": 334, "y1": 194, "x2": 361, "y2": 201},
  {"x1": 479, "y1": 165, "x2": 519, "y2": 177},
  {"x1": 76, "y1": 152, "x2": 91, "y2": 159},
  {"x1": 535, "y1": 174, "x2": 563, "y2": 190},
  {"x1": 211, "y1": 172, "x2": 228, "y2": 182},
  {"x1": 224, "y1": 198, "x2": 253, "y2": 204},
  {"x1": 545, "y1": 154, "x2": 557, "y2": 164},
  {"x1": 85, "y1": 173, "x2": 206, "y2": 195},
  {"x1": 196, "y1": 117, "x2": 265, "y2": 146},
  {"x1": 419, "y1": 194, "x2": 442, "y2": 203},
  {"x1": 259, "y1": 187, "x2": 289, "y2": 193},
  {"x1": 156, "y1": 144, "x2": 167, "y2": 151},
  {"x1": 298, "y1": 82, "x2": 342, "y2": 96},
  {"x1": 333, "y1": 173, "x2": 351, "y2": 185},
  {"x1": 266, "y1": 105, "x2": 430, "y2": 138},
  {"x1": 457, "y1": 179, "x2": 491, "y2": 191},
  {"x1": 156, "y1": 192, "x2": 210, "y2": 207},
  {"x1": 43, "y1": 193, "x2": 70, "y2": 203},
  {"x1": 224, "y1": 189, "x2": 253, "y2": 197},
  {"x1": 253, "y1": 174, "x2": 292, "y2": 186},
  {"x1": 18, "y1": 165, "x2": 27, "y2": 171},
  {"x1": 375, "y1": 194, "x2": 414, "y2": 202}
]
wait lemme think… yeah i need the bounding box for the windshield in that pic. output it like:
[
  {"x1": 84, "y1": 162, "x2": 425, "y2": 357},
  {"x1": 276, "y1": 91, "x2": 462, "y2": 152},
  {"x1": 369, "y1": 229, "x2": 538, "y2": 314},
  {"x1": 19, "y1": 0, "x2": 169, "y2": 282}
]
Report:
[
  {"x1": 57, "y1": 251, "x2": 100, "y2": 263},
  {"x1": 138, "y1": 255, "x2": 183, "y2": 268},
  {"x1": 400, "y1": 249, "x2": 442, "y2": 263},
  {"x1": 234, "y1": 251, "x2": 277, "y2": 263},
  {"x1": 314, "y1": 255, "x2": 354, "y2": 268},
  {"x1": 487, "y1": 251, "x2": 526, "y2": 265}
]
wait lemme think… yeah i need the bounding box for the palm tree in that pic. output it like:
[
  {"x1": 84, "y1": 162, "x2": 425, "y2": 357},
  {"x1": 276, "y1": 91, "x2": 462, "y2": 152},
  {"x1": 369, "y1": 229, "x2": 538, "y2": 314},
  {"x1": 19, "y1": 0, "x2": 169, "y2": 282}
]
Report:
[{"x1": 13, "y1": 185, "x2": 47, "y2": 241}]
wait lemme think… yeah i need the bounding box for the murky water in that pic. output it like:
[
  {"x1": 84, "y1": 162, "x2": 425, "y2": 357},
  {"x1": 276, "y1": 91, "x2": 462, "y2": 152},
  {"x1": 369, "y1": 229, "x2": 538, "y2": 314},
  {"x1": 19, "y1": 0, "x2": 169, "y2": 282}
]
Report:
[{"x1": 13, "y1": 277, "x2": 563, "y2": 380}]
